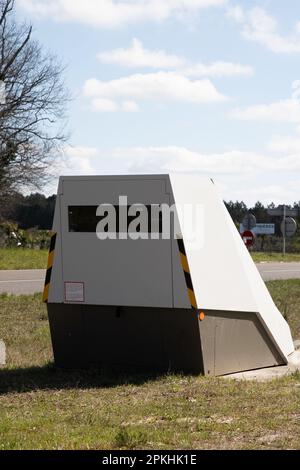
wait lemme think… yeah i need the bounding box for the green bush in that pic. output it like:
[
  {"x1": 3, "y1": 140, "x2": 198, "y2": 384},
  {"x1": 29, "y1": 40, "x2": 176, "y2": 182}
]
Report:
[{"x1": 0, "y1": 222, "x2": 51, "y2": 249}]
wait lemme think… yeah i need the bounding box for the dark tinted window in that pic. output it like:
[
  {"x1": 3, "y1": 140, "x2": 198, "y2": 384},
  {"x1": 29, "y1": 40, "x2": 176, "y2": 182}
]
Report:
[{"x1": 68, "y1": 205, "x2": 163, "y2": 233}]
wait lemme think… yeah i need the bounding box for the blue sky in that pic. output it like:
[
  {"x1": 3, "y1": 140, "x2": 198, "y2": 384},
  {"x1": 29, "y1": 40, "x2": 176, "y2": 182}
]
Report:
[{"x1": 17, "y1": 0, "x2": 300, "y2": 204}]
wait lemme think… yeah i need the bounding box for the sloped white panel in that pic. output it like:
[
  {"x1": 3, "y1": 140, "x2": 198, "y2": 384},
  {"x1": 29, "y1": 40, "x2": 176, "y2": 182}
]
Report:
[{"x1": 170, "y1": 174, "x2": 294, "y2": 359}]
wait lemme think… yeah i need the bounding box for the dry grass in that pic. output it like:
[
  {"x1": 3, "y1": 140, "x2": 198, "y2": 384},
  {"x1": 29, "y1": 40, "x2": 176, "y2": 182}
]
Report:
[
  {"x1": 0, "y1": 282, "x2": 300, "y2": 450},
  {"x1": 252, "y1": 252, "x2": 300, "y2": 263}
]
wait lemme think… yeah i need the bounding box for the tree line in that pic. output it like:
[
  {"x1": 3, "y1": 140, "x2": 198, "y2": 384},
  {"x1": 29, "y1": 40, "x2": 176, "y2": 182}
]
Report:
[
  {"x1": 225, "y1": 201, "x2": 300, "y2": 235},
  {"x1": 0, "y1": 192, "x2": 56, "y2": 229},
  {"x1": 1, "y1": 192, "x2": 299, "y2": 232}
]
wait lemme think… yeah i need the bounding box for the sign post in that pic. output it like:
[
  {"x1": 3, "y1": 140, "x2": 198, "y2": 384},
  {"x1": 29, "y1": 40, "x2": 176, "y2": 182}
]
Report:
[
  {"x1": 267, "y1": 205, "x2": 298, "y2": 256},
  {"x1": 283, "y1": 205, "x2": 286, "y2": 256}
]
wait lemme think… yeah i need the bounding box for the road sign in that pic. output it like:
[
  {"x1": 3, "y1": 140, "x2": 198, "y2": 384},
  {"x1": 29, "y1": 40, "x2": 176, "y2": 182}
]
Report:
[
  {"x1": 266, "y1": 205, "x2": 299, "y2": 256},
  {"x1": 242, "y1": 230, "x2": 255, "y2": 248},
  {"x1": 267, "y1": 206, "x2": 299, "y2": 217},
  {"x1": 281, "y1": 217, "x2": 297, "y2": 237},
  {"x1": 240, "y1": 223, "x2": 275, "y2": 235},
  {"x1": 242, "y1": 214, "x2": 257, "y2": 230}
]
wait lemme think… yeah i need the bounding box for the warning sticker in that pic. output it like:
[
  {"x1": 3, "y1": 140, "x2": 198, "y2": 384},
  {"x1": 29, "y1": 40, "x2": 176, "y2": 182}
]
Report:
[{"x1": 65, "y1": 282, "x2": 85, "y2": 303}]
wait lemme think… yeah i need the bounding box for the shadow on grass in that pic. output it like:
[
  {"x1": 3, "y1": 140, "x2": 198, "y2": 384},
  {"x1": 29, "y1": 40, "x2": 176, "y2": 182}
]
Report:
[{"x1": 0, "y1": 363, "x2": 184, "y2": 395}]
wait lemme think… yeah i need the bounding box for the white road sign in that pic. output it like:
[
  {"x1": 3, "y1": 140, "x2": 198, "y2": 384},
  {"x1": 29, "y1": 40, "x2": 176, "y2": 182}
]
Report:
[
  {"x1": 242, "y1": 214, "x2": 257, "y2": 230},
  {"x1": 281, "y1": 218, "x2": 297, "y2": 237},
  {"x1": 240, "y1": 223, "x2": 275, "y2": 235}
]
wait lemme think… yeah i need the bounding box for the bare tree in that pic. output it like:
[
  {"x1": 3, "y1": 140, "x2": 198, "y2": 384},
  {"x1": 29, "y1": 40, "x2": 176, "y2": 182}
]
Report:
[{"x1": 0, "y1": 0, "x2": 69, "y2": 197}]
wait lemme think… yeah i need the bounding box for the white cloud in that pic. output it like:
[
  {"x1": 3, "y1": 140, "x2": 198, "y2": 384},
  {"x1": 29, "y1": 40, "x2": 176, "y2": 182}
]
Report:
[
  {"x1": 231, "y1": 99, "x2": 300, "y2": 123},
  {"x1": 228, "y1": 182, "x2": 300, "y2": 206},
  {"x1": 111, "y1": 146, "x2": 265, "y2": 174},
  {"x1": 63, "y1": 145, "x2": 300, "y2": 177},
  {"x1": 292, "y1": 80, "x2": 300, "y2": 101},
  {"x1": 110, "y1": 146, "x2": 300, "y2": 174},
  {"x1": 226, "y1": 5, "x2": 244, "y2": 23},
  {"x1": 91, "y1": 98, "x2": 120, "y2": 112},
  {"x1": 98, "y1": 38, "x2": 185, "y2": 68},
  {"x1": 98, "y1": 38, "x2": 253, "y2": 77},
  {"x1": 180, "y1": 61, "x2": 253, "y2": 77},
  {"x1": 268, "y1": 135, "x2": 300, "y2": 153},
  {"x1": 122, "y1": 100, "x2": 139, "y2": 112},
  {"x1": 90, "y1": 98, "x2": 139, "y2": 112},
  {"x1": 50, "y1": 145, "x2": 300, "y2": 204},
  {"x1": 139, "y1": 147, "x2": 300, "y2": 205},
  {"x1": 64, "y1": 146, "x2": 99, "y2": 158},
  {"x1": 83, "y1": 72, "x2": 228, "y2": 105},
  {"x1": 228, "y1": 5, "x2": 300, "y2": 53},
  {"x1": 62, "y1": 146, "x2": 98, "y2": 173},
  {"x1": 19, "y1": 0, "x2": 226, "y2": 28}
]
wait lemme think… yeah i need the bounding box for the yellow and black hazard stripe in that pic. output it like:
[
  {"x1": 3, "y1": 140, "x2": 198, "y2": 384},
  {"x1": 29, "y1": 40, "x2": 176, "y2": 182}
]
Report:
[
  {"x1": 43, "y1": 233, "x2": 57, "y2": 303},
  {"x1": 177, "y1": 237, "x2": 197, "y2": 310},
  {"x1": 177, "y1": 237, "x2": 205, "y2": 322}
]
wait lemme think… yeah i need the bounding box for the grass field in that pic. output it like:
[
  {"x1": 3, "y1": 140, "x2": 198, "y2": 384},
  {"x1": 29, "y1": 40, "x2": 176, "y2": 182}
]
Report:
[
  {"x1": 0, "y1": 280, "x2": 300, "y2": 450},
  {"x1": 252, "y1": 252, "x2": 300, "y2": 263},
  {"x1": 0, "y1": 248, "x2": 48, "y2": 270},
  {"x1": 0, "y1": 248, "x2": 300, "y2": 271}
]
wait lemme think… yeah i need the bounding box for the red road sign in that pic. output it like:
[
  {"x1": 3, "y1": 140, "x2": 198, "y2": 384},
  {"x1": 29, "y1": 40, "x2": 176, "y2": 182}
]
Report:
[{"x1": 242, "y1": 230, "x2": 255, "y2": 248}]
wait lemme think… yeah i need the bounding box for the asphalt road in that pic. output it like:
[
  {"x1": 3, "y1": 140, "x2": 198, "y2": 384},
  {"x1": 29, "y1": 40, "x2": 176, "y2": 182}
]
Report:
[
  {"x1": 256, "y1": 262, "x2": 300, "y2": 281},
  {"x1": 0, "y1": 270, "x2": 45, "y2": 295},
  {"x1": 0, "y1": 263, "x2": 300, "y2": 295}
]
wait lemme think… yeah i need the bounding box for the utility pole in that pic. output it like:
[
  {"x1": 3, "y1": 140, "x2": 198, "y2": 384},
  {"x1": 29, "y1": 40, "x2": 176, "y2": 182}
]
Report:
[{"x1": 283, "y1": 205, "x2": 286, "y2": 256}]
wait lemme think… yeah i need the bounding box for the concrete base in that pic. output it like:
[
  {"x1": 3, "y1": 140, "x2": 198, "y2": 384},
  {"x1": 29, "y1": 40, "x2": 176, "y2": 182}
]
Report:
[
  {"x1": 225, "y1": 351, "x2": 300, "y2": 382},
  {"x1": 0, "y1": 340, "x2": 6, "y2": 366}
]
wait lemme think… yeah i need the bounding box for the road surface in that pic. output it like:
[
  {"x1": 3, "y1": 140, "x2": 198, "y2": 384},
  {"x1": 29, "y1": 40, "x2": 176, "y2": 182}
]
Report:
[
  {"x1": 0, "y1": 270, "x2": 45, "y2": 295},
  {"x1": 0, "y1": 263, "x2": 300, "y2": 295},
  {"x1": 256, "y1": 262, "x2": 300, "y2": 281}
]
